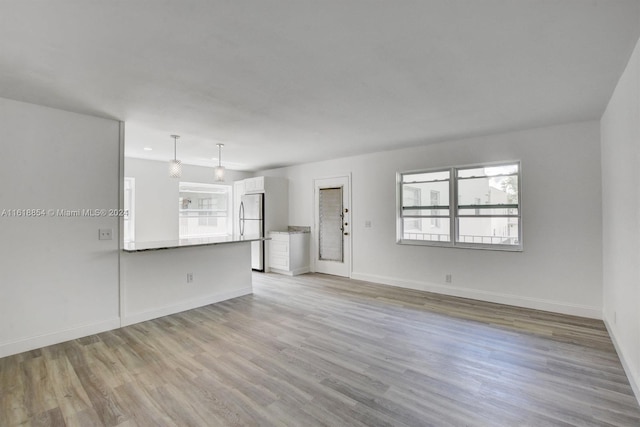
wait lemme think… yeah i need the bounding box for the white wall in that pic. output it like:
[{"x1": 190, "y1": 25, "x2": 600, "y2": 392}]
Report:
[
  {"x1": 260, "y1": 121, "x2": 603, "y2": 318},
  {"x1": 601, "y1": 35, "x2": 640, "y2": 401},
  {"x1": 124, "y1": 157, "x2": 252, "y2": 242},
  {"x1": 121, "y1": 242, "x2": 253, "y2": 326},
  {"x1": 0, "y1": 97, "x2": 121, "y2": 358}
]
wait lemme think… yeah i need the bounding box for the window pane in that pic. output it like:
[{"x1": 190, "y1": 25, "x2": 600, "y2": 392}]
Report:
[
  {"x1": 179, "y1": 216, "x2": 230, "y2": 237},
  {"x1": 402, "y1": 182, "x2": 449, "y2": 207},
  {"x1": 179, "y1": 182, "x2": 232, "y2": 237},
  {"x1": 457, "y1": 217, "x2": 519, "y2": 245},
  {"x1": 319, "y1": 187, "x2": 343, "y2": 262},
  {"x1": 402, "y1": 208, "x2": 450, "y2": 217},
  {"x1": 458, "y1": 207, "x2": 518, "y2": 216},
  {"x1": 123, "y1": 177, "x2": 135, "y2": 243},
  {"x1": 458, "y1": 175, "x2": 518, "y2": 206},
  {"x1": 403, "y1": 218, "x2": 450, "y2": 242},
  {"x1": 457, "y1": 164, "x2": 518, "y2": 178},
  {"x1": 403, "y1": 170, "x2": 449, "y2": 183}
]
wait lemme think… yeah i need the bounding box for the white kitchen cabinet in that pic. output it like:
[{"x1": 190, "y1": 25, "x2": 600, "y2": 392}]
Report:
[
  {"x1": 244, "y1": 176, "x2": 265, "y2": 193},
  {"x1": 268, "y1": 232, "x2": 310, "y2": 276}
]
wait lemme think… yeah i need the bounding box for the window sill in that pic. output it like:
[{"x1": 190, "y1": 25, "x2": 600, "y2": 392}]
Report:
[{"x1": 397, "y1": 239, "x2": 523, "y2": 252}]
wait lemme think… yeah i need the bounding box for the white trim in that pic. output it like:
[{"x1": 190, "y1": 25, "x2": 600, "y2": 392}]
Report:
[
  {"x1": 313, "y1": 174, "x2": 352, "y2": 278},
  {"x1": 118, "y1": 121, "x2": 126, "y2": 327},
  {"x1": 603, "y1": 318, "x2": 640, "y2": 406},
  {"x1": 270, "y1": 267, "x2": 311, "y2": 276},
  {"x1": 351, "y1": 272, "x2": 601, "y2": 319},
  {"x1": 123, "y1": 176, "x2": 136, "y2": 243},
  {"x1": 121, "y1": 286, "x2": 252, "y2": 327},
  {"x1": 0, "y1": 318, "x2": 121, "y2": 359}
]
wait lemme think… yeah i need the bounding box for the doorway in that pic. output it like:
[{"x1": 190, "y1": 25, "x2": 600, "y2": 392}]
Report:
[{"x1": 314, "y1": 175, "x2": 351, "y2": 277}]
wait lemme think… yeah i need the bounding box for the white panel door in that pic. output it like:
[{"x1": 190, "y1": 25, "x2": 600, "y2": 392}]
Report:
[{"x1": 314, "y1": 175, "x2": 351, "y2": 277}]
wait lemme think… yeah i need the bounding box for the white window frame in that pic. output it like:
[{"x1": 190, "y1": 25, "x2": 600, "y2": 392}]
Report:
[
  {"x1": 397, "y1": 160, "x2": 522, "y2": 251},
  {"x1": 123, "y1": 177, "x2": 135, "y2": 243},
  {"x1": 179, "y1": 182, "x2": 233, "y2": 238}
]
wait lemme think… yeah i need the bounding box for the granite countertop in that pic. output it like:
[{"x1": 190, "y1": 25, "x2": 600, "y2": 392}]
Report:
[
  {"x1": 269, "y1": 230, "x2": 310, "y2": 234},
  {"x1": 270, "y1": 226, "x2": 311, "y2": 234},
  {"x1": 123, "y1": 234, "x2": 267, "y2": 252}
]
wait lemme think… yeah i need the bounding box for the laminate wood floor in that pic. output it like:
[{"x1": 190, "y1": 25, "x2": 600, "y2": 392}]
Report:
[{"x1": 2, "y1": 273, "x2": 639, "y2": 426}]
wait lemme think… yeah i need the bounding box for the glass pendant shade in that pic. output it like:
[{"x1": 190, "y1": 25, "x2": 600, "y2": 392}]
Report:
[
  {"x1": 214, "y1": 143, "x2": 225, "y2": 182},
  {"x1": 169, "y1": 159, "x2": 182, "y2": 178},
  {"x1": 169, "y1": 135, "x2": 181, "y2": 178},
  {"x1": 214, "y1": 165, "x2": 225, "y2": 182}
]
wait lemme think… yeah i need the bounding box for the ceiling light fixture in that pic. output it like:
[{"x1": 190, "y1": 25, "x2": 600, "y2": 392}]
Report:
[
  {"x1": 168, "y1": 135, "x2": 182, "y2": 178},
  {"x1": 214, "y1": 143, "x2": 225, "y2": 182},
  {"x1": 143, "y1": 147, "x2": 153, "y2": 151}
]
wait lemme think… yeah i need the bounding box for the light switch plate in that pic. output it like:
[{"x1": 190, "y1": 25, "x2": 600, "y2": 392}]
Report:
[{"x1": 99, "y1": 229, "x2": 113, "y2": 240}]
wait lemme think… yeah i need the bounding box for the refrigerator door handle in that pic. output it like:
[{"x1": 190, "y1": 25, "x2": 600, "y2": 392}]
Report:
[{"x1": 239, "y1": 201, "x2": 245, "y2": 236}]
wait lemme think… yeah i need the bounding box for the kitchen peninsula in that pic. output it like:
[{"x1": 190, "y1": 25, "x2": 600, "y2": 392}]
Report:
[{"x1": 121, "y1": 234, "x2": 266, "y2": 326}]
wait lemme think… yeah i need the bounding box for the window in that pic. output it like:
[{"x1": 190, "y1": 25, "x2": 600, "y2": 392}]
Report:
[
  {"x1": 398, "y1": 161, "x2": 521, "y2": 250},
  {"x1": 179, "y1": 182, "x2": 232, "y2": 238},
  {"x1": 402, "y1": 186, "x2": 422, "y2": 231},
  {"x1": 123, "y1": 177, "x2": 135, "y2": 243},
  {"x1": 430, "y1": 190, "x2": 441, "y2": 228},
  {"x1": 399, "y1": 170, "x2": 450, "y2": 243}
]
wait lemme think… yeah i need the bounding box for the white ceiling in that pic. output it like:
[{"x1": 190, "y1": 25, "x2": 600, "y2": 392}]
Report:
[{"x1": 1, "y1": 1, "x2": 638, "y2": 171}]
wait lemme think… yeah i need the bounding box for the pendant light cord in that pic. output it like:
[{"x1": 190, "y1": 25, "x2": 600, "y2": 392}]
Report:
[
  {"x1": 173, "y1": 135, "x2": 179, "y2": 161},
  {"x1": 217, "y1": 143, "x2": 224, "y2": 166}
]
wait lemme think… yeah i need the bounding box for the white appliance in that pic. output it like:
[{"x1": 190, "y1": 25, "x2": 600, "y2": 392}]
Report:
[{"x1": 239, "y1": 193, "x2": 264, "y2": 271}]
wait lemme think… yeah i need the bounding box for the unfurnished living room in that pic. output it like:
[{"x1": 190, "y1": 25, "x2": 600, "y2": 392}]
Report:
[{"x1": 2, "y1": 1, "x2": 640, "y2": 426}]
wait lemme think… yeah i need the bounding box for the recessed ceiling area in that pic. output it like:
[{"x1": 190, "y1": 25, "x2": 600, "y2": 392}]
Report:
[{"x1": 0, "y1": 1, "x2": 638, "y2": 171}]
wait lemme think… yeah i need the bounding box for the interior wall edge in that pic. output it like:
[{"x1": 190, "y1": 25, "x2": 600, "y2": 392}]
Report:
[
  {"x1": 351, "y1": 272, "x2": 602, "y2": 320},
  {"x1": 119, "y1": 121, "x2": 126, "y2": 327},
  {"x1": 604, "y1": 317, "x2": 640, "y2": 406}
]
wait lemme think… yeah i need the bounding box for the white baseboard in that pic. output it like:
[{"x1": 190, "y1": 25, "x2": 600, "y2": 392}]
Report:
[
  {"x1": 351, "y1": 272, "x2": 601, "y2": 319},
  {"x1": 0, "y1": 318, "x2": 121, "y2": 359},
  {"x1": 604, "y1": 318, "x2": 640, "y2": 406},
  {"x1": 270, "y1": 266, "x2": 311, "y2": 276},
  {"x1": 121, "y1": 286, "x2": 253, "y2": 327}
]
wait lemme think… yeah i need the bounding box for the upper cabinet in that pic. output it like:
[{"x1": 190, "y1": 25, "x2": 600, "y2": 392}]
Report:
[{"x1": 244, "y1": 176, "x2": 265, "y2": 193}]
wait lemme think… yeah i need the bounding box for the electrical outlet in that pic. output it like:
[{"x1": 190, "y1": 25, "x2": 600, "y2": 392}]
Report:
[
  {"x1": 186, "y1": 273, "x2": 194, "y2": 283},
  {"x1": 98, "y1": 229, "x2": 113, "y2": 240},
  {"x1": 445, "y1": 274, "x2": 452, "y2": 283},
  {"x1": 364, "y1": 220, "x2": 372, "y2": 228}
]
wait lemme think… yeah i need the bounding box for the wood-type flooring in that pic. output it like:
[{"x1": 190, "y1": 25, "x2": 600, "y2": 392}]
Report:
[{"x1": 1, "y1": 273, "x2": 639, "y2": 426}]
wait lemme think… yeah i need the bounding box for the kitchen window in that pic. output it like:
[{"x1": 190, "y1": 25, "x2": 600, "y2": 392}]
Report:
[
  {"x1": 179, "y1": 182, "x2": 232, "y2": 238},
  {"x1": 123, "y1": 177, "x2": 135, "y2": 243},
  {"x1": 397, "y1": 161, "x2": 521, "y2": 251}
]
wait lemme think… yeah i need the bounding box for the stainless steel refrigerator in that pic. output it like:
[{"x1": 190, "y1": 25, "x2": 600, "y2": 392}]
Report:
[{"x1": 239, "y1": 193, "x2": 264, "y2": 271}]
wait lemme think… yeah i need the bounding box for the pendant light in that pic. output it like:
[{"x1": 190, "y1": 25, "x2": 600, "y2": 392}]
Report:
[
  {"x1": 214, "y1": 143, "x2": 225, "y2": 182},
  {"x1": 168, "y1": 135, "x2": 182, "y2": 178}
]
